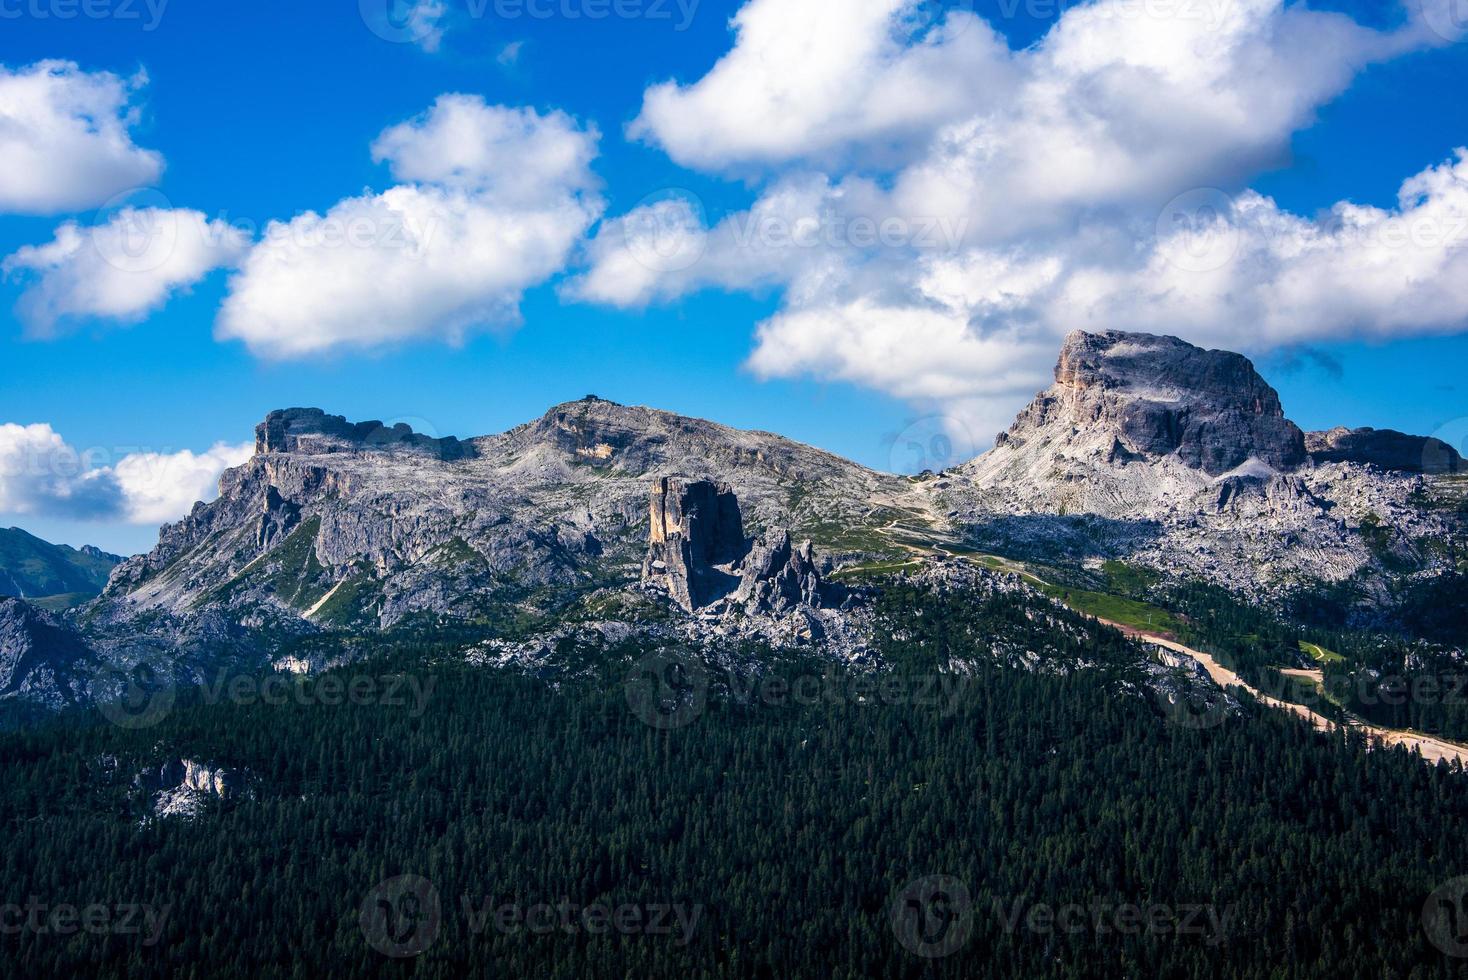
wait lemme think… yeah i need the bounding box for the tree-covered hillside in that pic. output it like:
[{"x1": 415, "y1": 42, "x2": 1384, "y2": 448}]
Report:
[{"x1": 1, "y1": 586, "x2": 1464, "y2": 979}]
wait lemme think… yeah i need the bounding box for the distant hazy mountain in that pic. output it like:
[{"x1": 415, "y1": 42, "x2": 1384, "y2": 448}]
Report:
[{"x1": 0, "y1": 528, "x2": 122, "y2": 610}]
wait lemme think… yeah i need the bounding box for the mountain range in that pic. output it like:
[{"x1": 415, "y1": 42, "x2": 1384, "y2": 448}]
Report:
[
  {"x1": 2, "y1": 328, "x2": 1464, "y2": 719},
  {"x1": 0, "y1": 528, "x2": 120, "y2": 610}
]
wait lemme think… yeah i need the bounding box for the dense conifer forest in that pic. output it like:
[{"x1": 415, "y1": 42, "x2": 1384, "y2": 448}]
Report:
[{"x1": 1, "y1": 586, "x2": 1465, "y2": 978}]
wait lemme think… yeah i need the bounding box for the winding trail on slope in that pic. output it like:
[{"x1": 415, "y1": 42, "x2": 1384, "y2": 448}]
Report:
[
  {"x1": 1110, "y1": 621, "x2": 1468, "y2": 767},
  {"x1": 862, "y1": 518, "x2": 1468, "y2": 766}
]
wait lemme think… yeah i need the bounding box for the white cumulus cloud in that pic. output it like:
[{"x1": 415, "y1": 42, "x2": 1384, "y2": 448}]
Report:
[
  {"x1": 0, "y1": 422, "x2": 250, "y2": 525},
  {"x1": 3, "y1": 208, "x2": 249, "y2": 337},
  {"x1": 217, "y1": 96, "x2": 602, "y2": 359},
  {"x1": 586, "y1": 0, "x2": 1468, "y2": 453},
  {"x1": 110, "y1": 441, "x2": 254, "y2": 525},
  {"x1": 0, "y1": 61, "x2": 164, "y2": 215},
  {"x1": 742, "y1": 150, "x2": 1468, "y2": 444},
  {"x1": 631, "y1": 0, "x2": 1015, "y2": 171}
]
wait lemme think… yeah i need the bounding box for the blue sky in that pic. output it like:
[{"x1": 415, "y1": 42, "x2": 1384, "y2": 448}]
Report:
[{"x1": 1, "y1": 0, "x2": 1466, "y2": 555}]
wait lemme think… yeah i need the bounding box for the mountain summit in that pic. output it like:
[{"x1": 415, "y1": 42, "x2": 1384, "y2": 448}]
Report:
[
  {"x1": 950, "y1": 330, "x2": 1454, "y2": 592},
  {"x1": 995, "y1": 330, "x2": 1307, "y2": 475}
]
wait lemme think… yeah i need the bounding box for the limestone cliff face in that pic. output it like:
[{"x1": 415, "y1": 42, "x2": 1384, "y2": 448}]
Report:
[
  {"x1": 136, "y1": 758, "x2": 247, "y2": 801},
  {"x1": 136, "y1": 758, "x2": 249, "y2": 821},
  {"x1": 642, "y1": 478, "x2": 745, "y2": 612},
  {"x1": 1306, "y1": 426, "x2": 1463, "y2": 474},
  {"x1": 0, "y1": 598, "x2": 94, "y2": 711},
  {"x1": 999, "y1": 330, "x2": 1306, "y2": 475},
  {"x1": 91, "y1": 398, "x2": 901, "y2": 662},
  {"x1": 732, "y1": 530, "x2": 830, "y2": 614},
  {"x1": 60, "y1": 335, "x2": 1461, "y2": 676},
  {"x1": 254, "y1": 408, "x2": 470, "y2": 460},
  {"x1": 640, "y1": 479, "x2": 838, "y2": 616},
  {"x1": 949, "y1": 329, "x2": 1457, "y2": 596}
]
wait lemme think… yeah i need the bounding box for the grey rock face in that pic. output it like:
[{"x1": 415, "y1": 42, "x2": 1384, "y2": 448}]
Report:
[
  {"x1": 67, "y1": 332, "x2": 1462, "y2": 675},
  {"x1": 640, "y1": 478, "x2": 842, "y2": 618},
  {"x1": 1306, "y1": 426, "x2": 1463, "y2": 474},
  {"x1": 996, "y1": 330, "x2": 1306, "y2": 475},
  {"x1": 136, "y1": 758, "x2": 249, "y2": 821},
  {"x1": 136, "y1": 758, "x2": 247, "y2": 801},
  {"x1": 93, "y1": 398, "x2": 906, "y2": 659},
  {"x1": 733, "y1": 530, "x2": 832, "y2": 615},
  {"x1": 255, "y1": 408, "x2": 470, "y2": 460},
  {"x1": 642, "y1": 478, "x2": 746, "y2": 611},
  {"x1": 952, "y1": 329, "x2": 1460, "y2": 598},
  {"x1": 0, "y1": 598, "x2": 94, "y2": 709}
]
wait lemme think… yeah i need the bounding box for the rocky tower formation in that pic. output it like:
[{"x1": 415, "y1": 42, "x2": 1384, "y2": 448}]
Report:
[
  {"x1": 641, "y1": 478, "x2": 745, "y2": 611},
  {"x1": 995, "y1": 330, "x2": 1306, "y2": 475},
  {"x1": 640, "y1": 478, "x2": 840, "y2": 616},
  {"x1": 732, "y1": 530, "x2": 829, "y2": 614},
  {"x1": 959, "y1": 329, "x2": 1323, "y2": 520}
]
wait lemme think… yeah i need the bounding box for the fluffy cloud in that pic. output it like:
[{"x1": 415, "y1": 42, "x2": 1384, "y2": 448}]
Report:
[
  {"x1": 589, "y1": 0, "x2": 1468, "y2": 450},
  {"x1": 635, "y1": 0, "x2": 1418, "y2": 240},
  {"x1": 3, "y1": 208, "x2": 249, "y2": 337},
  {"x1": 0, "y1": 422, "x2": 250, "y2": 524},
  {"x1": 217, "y1": 96, "x2": 602, "y2": 358},
  {"x1": 371, "y1": 96, "x2": 597, "y2": 202},
  {"x1": 742, "y1": 150, "x2": 1468, "y2": 441},
  {"x1": 110, "y1": 442, "x2": 254, "y2": 525},
  {"x1": 1048, "y1": 150, "x2": 1468, "y2": 347},
  {"x1": 0, "y1": 61, "x2": 164, "y2": 215},
  {"x1": 631, "y1": 0, "x2": 1015, "y2": 171},
  {"x1": 569, "y1": 176, "x2": 876, "y2": 306}
]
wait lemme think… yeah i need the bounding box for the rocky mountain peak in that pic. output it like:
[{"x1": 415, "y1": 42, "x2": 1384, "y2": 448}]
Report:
[
  {"x1": 996, "y1": 329, "x2": 1306, "y2": 475},
  {"x1": 254, "y1": 408, "x2": 470, "y2": 460},
  {"x1": 1306, "y1": 426, "x2": 1463, "y2": 474}
]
